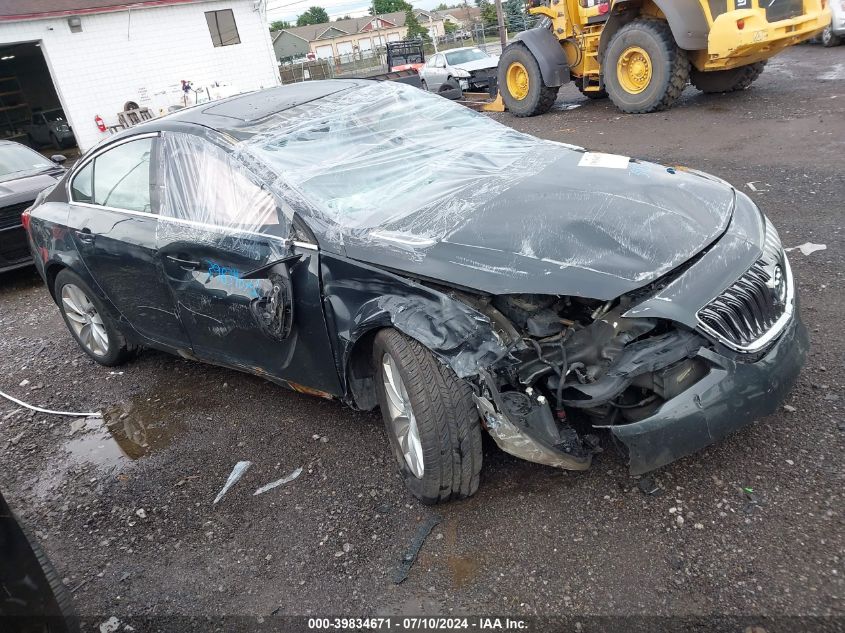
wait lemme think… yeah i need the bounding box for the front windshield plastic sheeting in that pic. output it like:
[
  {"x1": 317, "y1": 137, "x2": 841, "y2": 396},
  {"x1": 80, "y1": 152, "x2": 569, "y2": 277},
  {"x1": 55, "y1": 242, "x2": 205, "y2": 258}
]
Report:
[{"x1": 239, "y1": 81, "x2": 564, "y2": 244}]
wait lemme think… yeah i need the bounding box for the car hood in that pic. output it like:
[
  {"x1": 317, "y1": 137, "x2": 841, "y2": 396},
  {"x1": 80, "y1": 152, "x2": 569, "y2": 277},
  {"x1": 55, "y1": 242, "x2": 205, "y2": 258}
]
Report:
[
  {"x1": 453, "y1": 58, "x2": 498, "y2": 72},
  {"x1": 341, "y1": 155, "x2": 736, "y2": 300},
  {"x1": 0, "y1": 171, "x2": 61, "y2": 199}
]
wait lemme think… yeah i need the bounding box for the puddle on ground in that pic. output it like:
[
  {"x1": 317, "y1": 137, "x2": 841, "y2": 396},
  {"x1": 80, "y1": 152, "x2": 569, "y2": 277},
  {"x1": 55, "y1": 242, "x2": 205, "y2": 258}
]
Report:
[
  {"x1": 61, "y1": 381, "x2": 200, "y2": 470},
  {"x1": 447, "y1": 555, "x2": 480, "y2": 588}
]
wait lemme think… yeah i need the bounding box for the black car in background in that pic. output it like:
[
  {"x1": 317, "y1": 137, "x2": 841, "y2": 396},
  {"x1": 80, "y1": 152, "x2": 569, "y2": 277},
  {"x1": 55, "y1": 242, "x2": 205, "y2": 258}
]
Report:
[
  {"x1": 0, "y1": 141, "x2": 66, "y2": 273},
  {"x1": 23, "y1": 81, "x2": 807, "y2": 503}
]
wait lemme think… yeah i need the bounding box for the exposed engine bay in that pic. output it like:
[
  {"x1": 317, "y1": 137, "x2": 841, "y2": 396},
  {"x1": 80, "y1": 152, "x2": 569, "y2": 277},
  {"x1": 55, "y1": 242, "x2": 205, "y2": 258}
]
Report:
[{"x1": 461, "y1": 292, "x2": 712, "y2": 471}]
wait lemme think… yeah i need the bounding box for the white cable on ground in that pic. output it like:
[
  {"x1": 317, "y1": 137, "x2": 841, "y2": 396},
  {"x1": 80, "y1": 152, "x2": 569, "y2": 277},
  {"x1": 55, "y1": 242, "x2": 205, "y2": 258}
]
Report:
[{"x1": 0, "y1": 389, "x2": 101, "y2": 418}]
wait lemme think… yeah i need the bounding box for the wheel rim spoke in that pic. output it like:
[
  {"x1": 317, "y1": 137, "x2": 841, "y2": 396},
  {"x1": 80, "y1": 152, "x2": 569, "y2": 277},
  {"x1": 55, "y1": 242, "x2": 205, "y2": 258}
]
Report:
[
  {"x1": 61, "y1": 284, "x2": 109, "y2": 357},
  {"x1": 381, "y1": 352, "x2": 424, "y2": 479}
]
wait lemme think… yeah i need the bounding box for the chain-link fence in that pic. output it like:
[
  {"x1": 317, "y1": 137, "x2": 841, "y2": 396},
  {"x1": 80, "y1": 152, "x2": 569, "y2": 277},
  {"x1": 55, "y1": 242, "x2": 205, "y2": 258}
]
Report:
[{"x1": 278, "y1": 13, "x2": 543, "y2": 85}]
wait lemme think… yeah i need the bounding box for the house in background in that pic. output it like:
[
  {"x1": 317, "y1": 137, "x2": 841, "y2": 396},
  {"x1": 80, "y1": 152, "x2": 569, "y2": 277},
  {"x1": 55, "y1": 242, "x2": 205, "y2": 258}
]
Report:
[
  {"x1": 434, "y1": 6, "x2": 482, "y2": 29},
  {"x1": 273, "y1": 11, "x2": 445, "y2": 63},
  {"x1": 0, "y1": 0, "x2": 279, "y2": 151}
]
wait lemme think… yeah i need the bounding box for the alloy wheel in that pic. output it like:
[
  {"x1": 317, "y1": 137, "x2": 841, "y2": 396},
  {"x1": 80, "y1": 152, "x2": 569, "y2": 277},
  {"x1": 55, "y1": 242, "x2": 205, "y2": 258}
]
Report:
[
  {"x1": 61, "y1": 283, "x2": 110, "y2": 357},
  {"x1": 381, "y1": 353, "x2": 424, "y2": 478}
]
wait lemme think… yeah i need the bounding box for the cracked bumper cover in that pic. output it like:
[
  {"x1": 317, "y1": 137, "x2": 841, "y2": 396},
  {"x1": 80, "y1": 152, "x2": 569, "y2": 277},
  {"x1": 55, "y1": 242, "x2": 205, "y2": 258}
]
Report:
[{"x1": 612, "y1": 313, "x2": 809, "y2": 475}]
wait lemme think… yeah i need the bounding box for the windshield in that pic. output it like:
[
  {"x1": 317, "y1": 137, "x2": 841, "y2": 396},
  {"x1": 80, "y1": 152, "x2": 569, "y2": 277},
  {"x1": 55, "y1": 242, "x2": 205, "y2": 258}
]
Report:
[
  {"x1": 445, "y1": 48, "x2": 490, "y2": 65},
  {"x1": 245, "y1": 81, "x2": 560, "y2": 233},
  {"x1": 42, "y1": 109, "x2": 66, "y2": 123},
  {"x1": 0, "y1": 143, "x2": 54, "y2": 181}
]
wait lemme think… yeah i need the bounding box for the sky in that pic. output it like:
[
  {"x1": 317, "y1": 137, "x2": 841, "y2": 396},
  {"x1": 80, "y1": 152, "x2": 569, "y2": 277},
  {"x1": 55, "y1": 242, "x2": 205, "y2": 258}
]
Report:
[{"x1": 265, "y1": 0, "x2": 455, "y2": 24}]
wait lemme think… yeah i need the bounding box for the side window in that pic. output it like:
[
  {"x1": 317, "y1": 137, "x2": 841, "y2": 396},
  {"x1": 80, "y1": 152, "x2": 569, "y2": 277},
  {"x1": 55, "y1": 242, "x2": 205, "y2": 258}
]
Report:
[
  {"x1": 71, "y1": 161, "x2": 93, "y2": 203},
  {"x1": 159, "y1": 132, "x2": 288, "y2": 237},
  {"x1": 70, "y1": 138, "x2": 154, "y2": 212},
  {"x1": 93, "y1": 138, "x2": 154, "y2": 212}
]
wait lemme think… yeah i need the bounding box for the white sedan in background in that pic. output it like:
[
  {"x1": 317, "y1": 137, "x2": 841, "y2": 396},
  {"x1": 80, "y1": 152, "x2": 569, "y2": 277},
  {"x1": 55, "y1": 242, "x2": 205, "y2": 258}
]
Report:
[{"x1": 418, "y1": 47, "x2": 499, "y2": 94}]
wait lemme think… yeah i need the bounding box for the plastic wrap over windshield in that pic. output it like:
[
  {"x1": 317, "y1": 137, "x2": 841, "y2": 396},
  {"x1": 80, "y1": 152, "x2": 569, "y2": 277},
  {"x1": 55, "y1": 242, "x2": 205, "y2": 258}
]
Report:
[{"x1": 240, "y1": 82, "x2": 563, "y2": 242}]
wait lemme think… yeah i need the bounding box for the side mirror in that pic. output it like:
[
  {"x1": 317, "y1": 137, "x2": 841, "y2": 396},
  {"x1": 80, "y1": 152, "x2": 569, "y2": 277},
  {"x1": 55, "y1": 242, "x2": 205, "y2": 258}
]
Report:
[{"x1": 50, "y1": 154, "x2": 67, "y2": 164}]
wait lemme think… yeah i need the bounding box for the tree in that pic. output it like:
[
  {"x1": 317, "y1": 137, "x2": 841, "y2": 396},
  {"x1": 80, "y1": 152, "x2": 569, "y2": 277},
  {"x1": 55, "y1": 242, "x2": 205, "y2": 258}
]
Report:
[
  {"x1": 444, "y1": 20, "x2": 458, "y2": 34},
  {"x1": 435, "y1": 2, "x2": 448, "y2": 9},
  {"x1": 296, "y1": 6, "x2": 329, "y2": 26},
  {"x1": 369, "y1": 0, "x2": 411, "y2": 15},
  {"x1": 479, "y1": 0, "x2": 497, "y2": 28},
  {"x1": 504, "y1": 0, "x2": 525, "y2": 30},
  {"x1": 335, "y1": 14, "x2": 351, "y2": 20},
  {"x1": 404, "y1": 8, "x2": 431, "y2": 41},
  {"x1": 269, "y1": 19, "x2": 292, "y2": 31}
]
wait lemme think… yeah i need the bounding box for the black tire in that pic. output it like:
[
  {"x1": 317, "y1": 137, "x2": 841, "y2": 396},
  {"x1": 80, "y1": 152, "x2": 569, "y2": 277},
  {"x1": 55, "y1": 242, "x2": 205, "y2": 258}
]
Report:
[
  {"x1": 497, "y1": 42, "x2": 559, "y2": 117},
  {"x1": 54, "y1": 269, "x2": 136, "y2": 366},
  {"x1": 420, "y1": 79, "x2": 428, "y2": 91},
  {"x1": 373, "y1": 329, "x2": 482, "y2": 504},
  {"x1": 822, "y1": 25, "x2": 842, "y2": 47},
  {"x1": 438, "y1": 77, "x2": 463, "y2": 99},
  {"x1": 22, "y1": 524, "x2": 80, "y2": 633},
  {"x1": 604, "y1": 19, "x2": 689, "y2": 113},
  {"x1": 691, "y1": 61, "x2": 767, "y2": 93}
]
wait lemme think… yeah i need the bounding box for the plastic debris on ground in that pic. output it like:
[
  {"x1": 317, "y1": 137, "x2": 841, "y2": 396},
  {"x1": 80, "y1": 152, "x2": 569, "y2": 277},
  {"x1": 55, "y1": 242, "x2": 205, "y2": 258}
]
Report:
[
  {"x1": 393, "y1": 514, "x2": 441, "y2": 585},
  {"x1": 253, "y1": 467, "x2": 303, "y2": 495},
  {"x1": 213, "y1": 461, "x2": 252, "y2": 505},
  {"x1": 0, "y1": 388, "x2": 101, "y2": 418},
  {"x1": 785, "y1": 242, "x2": 827, "y2": 256}
]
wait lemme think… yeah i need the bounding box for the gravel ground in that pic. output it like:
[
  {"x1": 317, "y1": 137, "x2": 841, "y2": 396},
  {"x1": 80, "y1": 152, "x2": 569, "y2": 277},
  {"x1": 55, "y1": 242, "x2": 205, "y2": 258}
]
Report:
[{"x1": 1, "y1": 44, "x2": 843, "y2": 633}]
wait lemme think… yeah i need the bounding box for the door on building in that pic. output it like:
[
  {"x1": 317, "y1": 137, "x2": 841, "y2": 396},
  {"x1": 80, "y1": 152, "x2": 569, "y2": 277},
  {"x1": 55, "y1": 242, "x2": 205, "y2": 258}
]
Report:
[
  {"x1": 358, "y1": 37, "x2": 373, "y2": 59},
  {"x1": 336, "y1": 41, "x2": 353, "y2": 62},
  {"x1": 315, "y1": 44, "x2": 333, "y2": 59}
]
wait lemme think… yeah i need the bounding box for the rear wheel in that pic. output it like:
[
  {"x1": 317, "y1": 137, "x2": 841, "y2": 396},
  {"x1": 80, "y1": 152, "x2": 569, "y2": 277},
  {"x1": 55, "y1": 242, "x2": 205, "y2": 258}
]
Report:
[
  {"x1": 604, "y1": 19, "x2": 689, "y2": 113},
  {"x1": 54, "y1": 269, "x2": 135, "y2": 366},
  {"x1": 498, "y1": 43, "x2": 559, "y2": 117},
  {"x1": 691, "y1": 61, "x2": 767, "y2": 93},
  {"x1": 822, "y1": 24, "x2": 842, "y2": 47},
  {"x1": 373, "y1": 329, "x2": 482, "y2": 504}
]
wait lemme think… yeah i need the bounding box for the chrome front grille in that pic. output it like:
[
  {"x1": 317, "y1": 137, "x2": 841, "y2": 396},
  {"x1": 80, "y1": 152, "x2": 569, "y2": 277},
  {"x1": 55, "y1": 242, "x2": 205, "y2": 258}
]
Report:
[{"x1": 697, "y1": 219, "x2": 793, "y2": 353}]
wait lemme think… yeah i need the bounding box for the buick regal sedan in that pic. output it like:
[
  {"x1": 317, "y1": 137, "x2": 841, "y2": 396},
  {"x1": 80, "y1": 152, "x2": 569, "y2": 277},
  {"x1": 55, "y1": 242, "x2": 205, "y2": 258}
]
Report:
[{"x1": 24, "y1": 80, "x2": 807, "y2": 503}]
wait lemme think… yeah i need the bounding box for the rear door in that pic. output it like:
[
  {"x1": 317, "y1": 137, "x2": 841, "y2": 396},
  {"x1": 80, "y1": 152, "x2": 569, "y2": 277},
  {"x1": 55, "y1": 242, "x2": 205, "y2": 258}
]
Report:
[
  {"x1": 67, "y1": 134, "x2": 190, "y2": 349},
  {"x1": 155, "y1": 131, "x2": 342, "y2": 395}
]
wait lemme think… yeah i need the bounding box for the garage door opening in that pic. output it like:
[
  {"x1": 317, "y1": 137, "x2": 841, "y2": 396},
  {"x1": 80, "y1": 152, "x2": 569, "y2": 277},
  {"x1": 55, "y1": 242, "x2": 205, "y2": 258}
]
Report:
[{"x1": 0, "y1": 41, "x2": 78, "y2": 158}]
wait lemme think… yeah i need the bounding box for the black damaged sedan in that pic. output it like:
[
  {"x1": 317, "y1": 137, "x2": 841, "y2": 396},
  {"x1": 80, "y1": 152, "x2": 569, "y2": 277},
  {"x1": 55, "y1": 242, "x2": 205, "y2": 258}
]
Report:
[{"x1": 24, "y1": 80, "x2": 807, "y2": 503}]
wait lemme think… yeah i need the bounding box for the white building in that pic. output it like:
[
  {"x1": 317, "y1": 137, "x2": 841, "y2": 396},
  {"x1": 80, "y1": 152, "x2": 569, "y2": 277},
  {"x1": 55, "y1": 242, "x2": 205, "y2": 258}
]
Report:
[{"x1": 0, "y1": 0, "x2": 280, "y2": 151}]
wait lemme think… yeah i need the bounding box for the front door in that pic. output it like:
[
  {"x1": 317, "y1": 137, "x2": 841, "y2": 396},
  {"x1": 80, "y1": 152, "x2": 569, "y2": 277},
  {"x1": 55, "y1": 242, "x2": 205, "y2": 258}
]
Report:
[
  {"x1": 155, "y1": 132, "x2": 342, "y2": 395},
  {"x1": 66, "y1": 134, "x2": 189, "y2": 350}
]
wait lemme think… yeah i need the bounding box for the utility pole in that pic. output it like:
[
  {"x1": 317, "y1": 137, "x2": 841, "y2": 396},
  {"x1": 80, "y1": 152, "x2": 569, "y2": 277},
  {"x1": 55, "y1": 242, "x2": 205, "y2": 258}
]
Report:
[{"x1": 494, "y1": 0, "x2": 507, "y2": 50}]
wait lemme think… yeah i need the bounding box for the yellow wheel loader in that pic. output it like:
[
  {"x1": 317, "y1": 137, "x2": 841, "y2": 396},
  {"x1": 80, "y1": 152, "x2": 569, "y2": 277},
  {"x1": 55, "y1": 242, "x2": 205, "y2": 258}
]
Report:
[{"x1": 497, "y1": 0, "x2": 831, "y2": 115}]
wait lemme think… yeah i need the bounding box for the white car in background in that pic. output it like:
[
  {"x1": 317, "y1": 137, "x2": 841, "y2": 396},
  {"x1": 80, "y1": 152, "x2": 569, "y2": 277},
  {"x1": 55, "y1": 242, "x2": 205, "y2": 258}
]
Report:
[
  {"x1": 418, "y1": 47, "x2": 499, "y2": 94},
  {"x1": 822, "y1": 0, "x2": 844, "y2": 46}
]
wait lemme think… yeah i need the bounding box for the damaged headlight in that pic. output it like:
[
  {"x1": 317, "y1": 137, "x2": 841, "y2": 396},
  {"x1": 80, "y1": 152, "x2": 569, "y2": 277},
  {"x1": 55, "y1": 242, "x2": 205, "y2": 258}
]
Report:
[{"x1": 452, "y1": 68, "x2": 472, "y2": 78}]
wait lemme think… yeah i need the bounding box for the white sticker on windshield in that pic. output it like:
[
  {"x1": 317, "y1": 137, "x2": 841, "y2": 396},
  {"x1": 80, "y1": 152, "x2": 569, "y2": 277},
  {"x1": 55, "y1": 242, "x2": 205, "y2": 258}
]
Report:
[{"x1": 578, "y1": 152, "x2": 630, "y2": 169}]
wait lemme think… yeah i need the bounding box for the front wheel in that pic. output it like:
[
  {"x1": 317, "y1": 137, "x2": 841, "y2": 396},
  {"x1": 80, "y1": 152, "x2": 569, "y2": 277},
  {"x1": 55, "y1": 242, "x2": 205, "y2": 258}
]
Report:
[
  {"x1": 822, "y1": 25, "x2": 842, "y2": 47},
  {"x1": 604, "y1": 19, "x2": 689, "y2": 113},
  {"x1": 373, "y1": 329, "x2": 482, "y2": 504},
  {"x1": 54, "y1": 269, "x2": 136, "y2": 366},
  {"x1": 497, "y1": 43, "x2": 559, "y2": 117},
  {"x1": 691, "y1": 61, "x2": 767, "y2": 93}
]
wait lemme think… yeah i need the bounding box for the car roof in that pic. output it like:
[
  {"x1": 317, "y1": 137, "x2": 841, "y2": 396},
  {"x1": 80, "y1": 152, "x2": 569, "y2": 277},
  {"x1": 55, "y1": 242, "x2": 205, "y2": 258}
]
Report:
[{"x1": 135, "y1": 79, "x2": 370, "y2": 135}]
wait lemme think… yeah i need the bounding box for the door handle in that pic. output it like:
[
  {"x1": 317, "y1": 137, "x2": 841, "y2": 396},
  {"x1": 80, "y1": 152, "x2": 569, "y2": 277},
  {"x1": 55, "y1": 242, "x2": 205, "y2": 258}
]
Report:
[
  {"x1": 74, "y1": 229, "x2": 95, "y2": 244},
  {"x1": 166, "y1": 255, "x2": 201, "y2": 270}
]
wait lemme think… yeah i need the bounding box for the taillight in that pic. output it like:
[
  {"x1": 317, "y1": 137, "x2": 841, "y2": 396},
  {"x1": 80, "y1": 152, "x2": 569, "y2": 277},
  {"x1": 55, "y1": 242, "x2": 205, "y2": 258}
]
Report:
[
  {"x1": 21, "y1": 207, "x2": 32, "y2": 232},
  {"x1": 737, "y1": 18, "x2": 745, "y2": 29}
]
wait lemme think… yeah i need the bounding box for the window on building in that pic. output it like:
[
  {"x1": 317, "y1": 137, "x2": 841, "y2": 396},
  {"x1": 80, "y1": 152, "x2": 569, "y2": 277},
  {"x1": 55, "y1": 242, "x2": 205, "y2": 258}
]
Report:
[{"x1": 205, "y1": 9, "x2": 241, "y2": 47}]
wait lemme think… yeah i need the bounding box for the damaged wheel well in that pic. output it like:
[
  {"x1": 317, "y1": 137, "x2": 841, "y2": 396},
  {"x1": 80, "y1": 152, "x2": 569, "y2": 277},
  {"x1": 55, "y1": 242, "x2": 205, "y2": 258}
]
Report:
[
  {"x1": 345, "y1": 327, "x2": 384, "y2": 411},
  {"x1": 45, "y1": 262, "x2": 66, "y2": 301}
]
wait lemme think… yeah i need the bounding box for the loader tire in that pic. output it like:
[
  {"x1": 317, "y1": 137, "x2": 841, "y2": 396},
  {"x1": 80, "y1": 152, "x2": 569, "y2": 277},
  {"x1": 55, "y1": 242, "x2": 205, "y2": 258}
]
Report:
[
  {"x1": 498, "y1": 43, "x2": 559, "y2": 117},
  {"x1": 691, "y1": 61, "x2": 767, "y2": 93},
  {"x1": 604, "y1": 19, "x2": 689, "y2": 113},
  {"x1": 373, "y1": 329, "x2": 482, "y2": 504}
]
